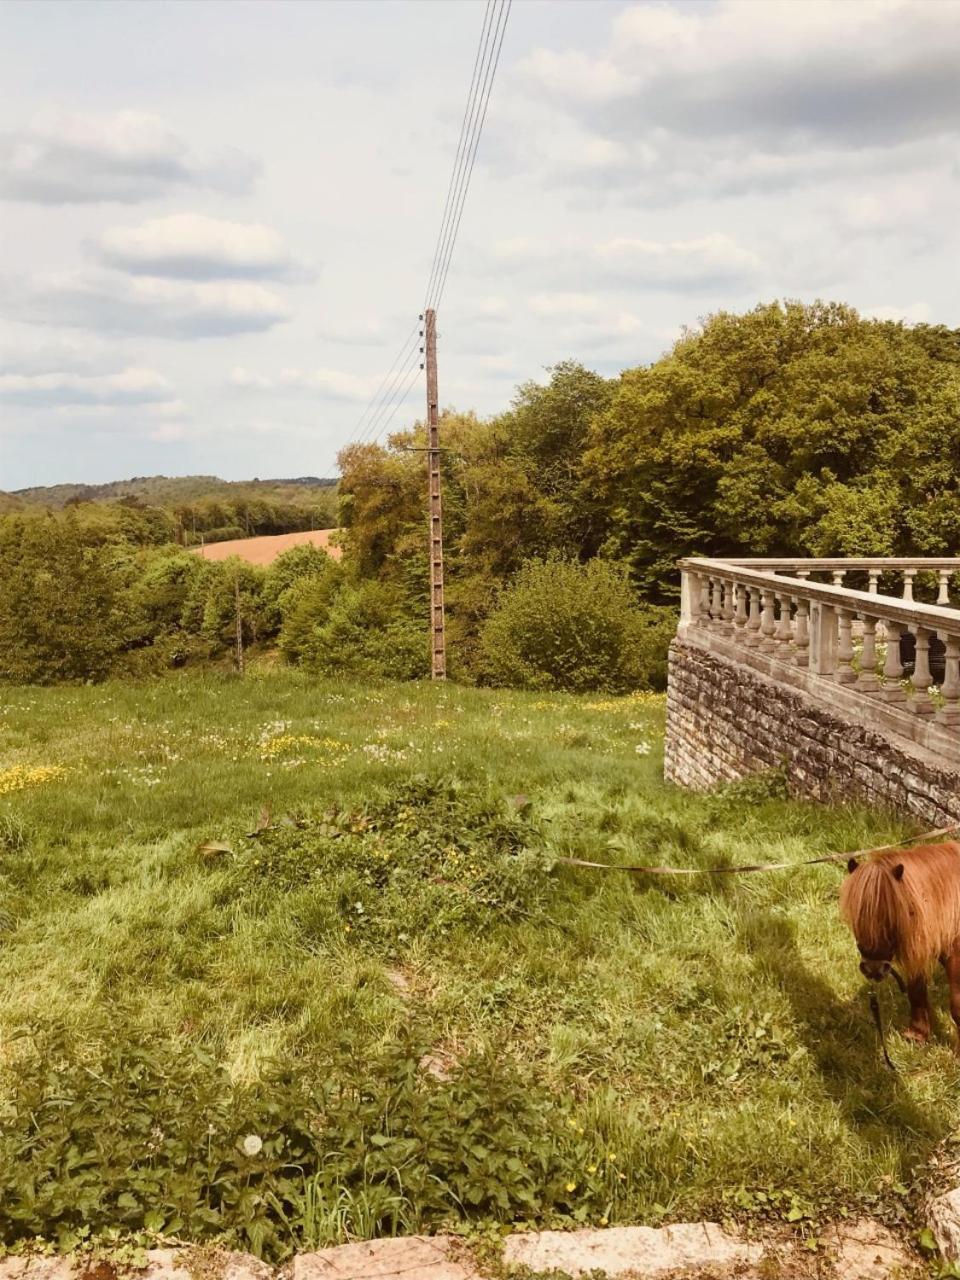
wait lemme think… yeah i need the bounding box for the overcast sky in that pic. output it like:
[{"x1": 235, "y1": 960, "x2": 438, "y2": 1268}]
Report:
[{"x1": 1, "y1": 0, "x2": 958, "y2": 490}]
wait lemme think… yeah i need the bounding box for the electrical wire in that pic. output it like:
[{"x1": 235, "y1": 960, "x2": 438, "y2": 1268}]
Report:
[
  {"x1": 362, "y1": 348, "x2": 421, "y2": 444},
  {"x1": 367, "y1": 360, "x2": 423, "y2": 446},
  {"x1": 351, "y1": 321, "x2": 420, "y2": 444},
  {"x1": 422, "y1": 0, "x2": 495, "y2": 311},
  {"x1": 342, "y1": 0, "x2": 511, "y2": 454},
  {"x1": 427, "y1": 0, "x2": 512, "y2": 312}
]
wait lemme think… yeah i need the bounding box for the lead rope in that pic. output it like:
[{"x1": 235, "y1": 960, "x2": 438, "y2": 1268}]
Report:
[
  {"x1": 869, "y1": 968, "x2": 908, "y2": 1072},
  {"x1": 554, "y1": 823, "x2": 960, "y2": 877}
]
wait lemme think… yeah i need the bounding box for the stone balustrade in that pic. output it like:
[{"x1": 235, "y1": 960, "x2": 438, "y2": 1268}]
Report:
[
  {"x1": 677, "y1": 556, "x2": 960, "y2": 769},
  {"x1": 731, "y1": 557, "x2": 959, "y2": 604}
]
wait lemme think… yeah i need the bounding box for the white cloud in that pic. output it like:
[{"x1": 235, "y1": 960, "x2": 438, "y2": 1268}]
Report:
[
  {"x1": 528, "y1": 291, "x2": 604, "y2": 320},
  {"x1": 316, "y1": 319, "x2": 387, "y2": 346},
  {"x1": 0, "y1": 366, "x2": 175, "y2": 407},
  {"x1": 593, "y1": 234, "x2": 762, "y2": 288},
  {"x1": 93, "y1": 213, "x2": 299, "y2": 280},
  {"x1": 860, "y1": 302, "x2": 933, "y2": 324},
  {"x1": 0, "y1": 110, "x2": 257, "y2": 204},
  {"x1": 512, "y1": 0, "x2": 960, "y2": 203},
  {"x1": 2, "y1": 271, "x2": 290, "y2": 338},
  {"x1": 230, "y1": 366, "x2": 375, "y2": 400},
  {"x1": 496, "y1": 233, "x2": 762, "y2": 292}
]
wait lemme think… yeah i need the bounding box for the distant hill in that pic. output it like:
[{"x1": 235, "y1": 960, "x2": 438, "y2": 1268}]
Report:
[{"x1": 8, "y1": 474, "x2": 338, "y2": 509}]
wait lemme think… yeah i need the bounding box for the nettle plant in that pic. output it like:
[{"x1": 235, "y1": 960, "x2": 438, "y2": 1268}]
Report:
[{"x1": 0, "y1": 1028, "x2": 613, "y2": 1259}]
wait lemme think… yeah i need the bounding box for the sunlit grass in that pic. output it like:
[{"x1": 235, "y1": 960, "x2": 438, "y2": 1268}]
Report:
[{"x1": 0, "y1": 666, "x2": 956, "y2": 1244}]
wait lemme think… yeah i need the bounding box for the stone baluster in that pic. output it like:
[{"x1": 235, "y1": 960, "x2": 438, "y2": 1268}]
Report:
[
  {"x1": 793, "y1": 597, "x2": 810, "y2": 667},
  {"x1": 721, "y1": 579, "x2": 736, "y2": 633},
  {"x1": 909, "y1": 626, "x2": 935, "y2": 715},
  {"x1": 881, "y1": 620, "x2": 907, "y2": 704},
  {"x1": 902, "y1": 570, "x2": 916, "y2": 602},
  {"x1": 832, "y1": 570, "x2": 844, "y2": 587},
  {"x1": 775, "y1": 592, "x2": 793, "y2": 646},
  {"x1": 867, "y1": 570, "x2": 887, "y2": 641},
  {"x1": 835, "y1": 608, "x2": 857, "y2": 683},
  {"x1": 710, "y1": 577, "x2": 724, "y2": 628},
  {"x1": 937, "y1": 570, "x2": 951, "y2": 606},
  {"x1": 680, "y1": 570, "x2": 700, "y2": 627},
  {"x1": 733, "y1": 581, "x2": 749, "y2": 641},
  {"x1": 856, "y1": 614, "x2": 880, "y2": 693},
  {"x1": 698, "y1": 575, "x2": 711, "y2": 627},
  {"x1": 811, "y1": 602, "x2": 838, "y2": 676},
  {"x1": 743, "y1": 587, "x2": 762, "y2": 647},
  {"x1": 938, "y1": 634, "x2": 960, "y2": 726},
  {"x1": 759, "y1": 589, "x2": 778, "y2": 652}
]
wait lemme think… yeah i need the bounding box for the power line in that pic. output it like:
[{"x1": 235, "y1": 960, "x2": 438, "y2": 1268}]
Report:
[
  {"x1": 351, "y1": 321, "x2": 420, "y2": 444},
  {"x1": 368, "y1": 360, "x2": 423, "y2": 446},
  {"x1": 431, "y1": 0, "x2": 511, "y2": 312},
  {"x1": 363, "y1": 349, "x2": 422, "y2": 444},
  {"x1": 422, "y1": 0, "x2": 496, "y2": 311},
  {"x1": 340, "y1": 0, "x2": 511, "y2": 456}
]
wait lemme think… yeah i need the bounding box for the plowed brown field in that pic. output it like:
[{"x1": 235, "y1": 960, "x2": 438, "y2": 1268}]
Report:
[{"x1": 193, "y1": 529, "x2": 341, "y2": 566}]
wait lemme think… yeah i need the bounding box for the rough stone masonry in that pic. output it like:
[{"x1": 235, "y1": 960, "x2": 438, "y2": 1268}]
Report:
[{"x1": 665, "y1": 637, "x2": 960, "y2": 825}]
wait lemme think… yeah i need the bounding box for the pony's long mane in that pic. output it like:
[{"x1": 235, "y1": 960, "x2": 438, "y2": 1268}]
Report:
[{"x1": 840, "y1": 842, "x2": 960, "y2": 976}]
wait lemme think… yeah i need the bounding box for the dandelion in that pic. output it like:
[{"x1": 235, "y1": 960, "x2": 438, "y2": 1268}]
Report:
[
  {"x1": 241, "y1": 1134, "x2": 263, "y2": 1156},
  {"x1": 587, "y1": 1164, "x2": 597, "y2": 1174},
  {"x1": 565, "y1": 1181, "x2": 577, "y2": 1193},
  {"x1": 0, "y1": 764, "x2": 68, "y2": 796}
]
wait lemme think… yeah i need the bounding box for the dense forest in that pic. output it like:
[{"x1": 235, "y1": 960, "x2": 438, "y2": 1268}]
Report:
[{"x1": 2, "y1": 301, "x2": 959, "y2": 688}]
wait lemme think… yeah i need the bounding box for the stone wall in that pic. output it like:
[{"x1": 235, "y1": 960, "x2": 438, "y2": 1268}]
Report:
[{"x1": 665, "y1": 636, "x2": 960, "y2": 825}]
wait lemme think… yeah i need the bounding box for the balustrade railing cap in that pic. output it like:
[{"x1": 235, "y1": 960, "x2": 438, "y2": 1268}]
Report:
[
  {"x1": 728, "y1": 557, "x2": 960, "y2": 570},
  {"x1": 680, "y1": 557, "x2": 960, "y2": 634}
]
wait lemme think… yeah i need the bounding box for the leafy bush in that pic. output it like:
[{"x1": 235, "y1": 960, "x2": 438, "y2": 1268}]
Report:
[
  {"x1": 302, "y1": 582, "x2": 429, "y2": 682},
  {"x1": 276, "y1": 560, "x2": 344, "y2": 663},
  {"x1": 262, "y1": 545, "x2": 339, "y2": 636},
  {"x1": 479, "y1": 557, "x2": 672, "y2": 693}
]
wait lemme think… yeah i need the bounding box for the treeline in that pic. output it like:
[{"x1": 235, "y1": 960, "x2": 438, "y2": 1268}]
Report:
[
  {"x1": 3, "y1": 301, "x2": 958, "y2": 690},
  {"x1": 3, "y1": 473, "x2": 337, "y2": 510},
  {"x1": 337, "y1": 301, "x2": 960, "y2": 681},
  {"x1": 0, "y1": 522, "x2": 379, "y2": 684},
  {"x1": 0, "y1": 489, "x2": 339, "y2": 550}
]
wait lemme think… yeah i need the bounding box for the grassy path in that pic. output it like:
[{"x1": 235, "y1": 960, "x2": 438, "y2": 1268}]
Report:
[{"x1": 0, "y1": 670, "x2": 956, "y2": 1256}]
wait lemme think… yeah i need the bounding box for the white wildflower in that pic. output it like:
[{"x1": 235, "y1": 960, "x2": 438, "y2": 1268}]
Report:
[{"x1": 241, "y1": 1133, "x2": 263, "y2": 1156}]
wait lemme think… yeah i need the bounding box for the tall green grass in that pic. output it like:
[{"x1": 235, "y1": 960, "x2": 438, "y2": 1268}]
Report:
[{"x1": 0, "y1": 668, "x2": 955, "y2": 1256}]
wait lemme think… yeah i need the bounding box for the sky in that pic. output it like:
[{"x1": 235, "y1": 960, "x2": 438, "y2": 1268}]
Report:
[{"x1": 1, "y1": 0, "x2": 959, "y2": 490}]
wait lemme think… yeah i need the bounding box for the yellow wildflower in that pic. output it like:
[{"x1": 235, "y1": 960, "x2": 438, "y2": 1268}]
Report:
[
  {"x1": 565, "y1": 1181, "x2": 577, "y2": 1193},
  {"x1": 0, "y1": 764, "x2": 68, "y2": 796}
]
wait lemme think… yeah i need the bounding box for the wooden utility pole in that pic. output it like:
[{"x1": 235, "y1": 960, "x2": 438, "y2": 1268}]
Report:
[
  {"x1": 423, "y1": 308, "x2": 446, "y2": 679},
  {"x1": 234, "y1": 571, "x2": 245, "y2": 676}
]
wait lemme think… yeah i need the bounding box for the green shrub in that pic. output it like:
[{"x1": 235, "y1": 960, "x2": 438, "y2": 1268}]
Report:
[
  {"x1": 479, "y1": 557, "x2": 673, "y2": 693},
  {"x1": 276, "y1": 561, "x2": 344, "y2": 662},
  {"x1": 302, "y1": 582, "x2": 429, "y2": 682},
  {"x1": 262, "y1": 545, "x2": 339, "y2": 636}
]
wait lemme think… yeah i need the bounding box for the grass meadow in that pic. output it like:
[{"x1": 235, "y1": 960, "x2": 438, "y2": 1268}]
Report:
[{"x1": 1, "y1": 666, "x2": 958, "y2": 1257}]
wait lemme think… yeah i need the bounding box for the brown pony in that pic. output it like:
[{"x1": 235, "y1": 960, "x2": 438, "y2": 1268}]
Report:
[{"x1": 840, "y1": 842, "x2": 960, "y2": 1048}]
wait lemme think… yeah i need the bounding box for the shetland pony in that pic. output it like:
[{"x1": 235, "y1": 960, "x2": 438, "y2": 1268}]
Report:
[{"x1": 840, "y1": 842, "x2": 960, "y2": 1048}]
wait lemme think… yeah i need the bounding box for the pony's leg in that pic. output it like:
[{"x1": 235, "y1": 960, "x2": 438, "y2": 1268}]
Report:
[
  {"x1": 903, "y1": 975, "x2": 931, "y2": 1044},
  {"x1": 943, "y1": 954, "x2": 960, "y2": 1054}
]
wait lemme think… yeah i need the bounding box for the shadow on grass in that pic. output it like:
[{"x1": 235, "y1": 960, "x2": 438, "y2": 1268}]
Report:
[{"x1": 738, "y1": 909, "x2": 947, "y2": 1161}]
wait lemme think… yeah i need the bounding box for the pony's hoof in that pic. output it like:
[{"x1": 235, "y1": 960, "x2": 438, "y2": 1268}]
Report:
[{"x1": 902, "y1": 1026, "x2": 930, "y2": 1045}]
